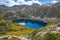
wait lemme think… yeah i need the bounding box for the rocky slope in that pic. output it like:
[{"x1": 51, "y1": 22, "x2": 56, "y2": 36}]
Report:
[{"x1": 0, "y1": 2, "x2": 60, "y2": 20}]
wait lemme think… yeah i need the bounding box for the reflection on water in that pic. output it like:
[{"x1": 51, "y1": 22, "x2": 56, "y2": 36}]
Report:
[{"x1": 18, "y1": 22, "x2": 25, "y2": 26}]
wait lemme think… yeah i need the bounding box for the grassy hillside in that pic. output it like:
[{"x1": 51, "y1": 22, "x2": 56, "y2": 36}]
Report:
[
  {"x1": 6, "y1": 23, "x2": 35, "y2": 35},
  {"x1": 0, "y1": 22, "x2": 35, "y2": 36}
]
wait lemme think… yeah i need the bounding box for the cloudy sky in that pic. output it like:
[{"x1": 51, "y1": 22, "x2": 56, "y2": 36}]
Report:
[{"x1": 0, "y1": 0, "x2": 60, "y2": 7}]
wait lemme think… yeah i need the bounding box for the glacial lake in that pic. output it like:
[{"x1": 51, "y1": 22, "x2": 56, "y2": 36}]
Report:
[{"x1": 12, "y1": 19, "x2": 47, "y2": 29}]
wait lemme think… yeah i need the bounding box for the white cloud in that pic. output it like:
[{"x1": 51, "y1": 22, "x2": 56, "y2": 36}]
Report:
[
  {"x1": 6, "y1": 0, "x2": 25, "y2": 6},
  {"x1": 0, "y1": 0, "x2": 25, "y2": 6},
  {"x1": 25, "y1": 1, "x2": 33, "y2": 5},
  {"x1": 52, "y1": 0, "x2": 58, "y2": 3},
  {"x1": 0, "y1": 0, "x2": 6, "y2": 2},
  {"x1": 0, "y1": 0, "x2": 42, "y2": 6},
  {"x1": 32, "y1": 0, "x2": 42, "y2": 5},
  {"x1": 7, "y1": 0, "x2": 16, "y2": 6},
  {"x1": 0, "y1": 0, "x2": 6, "y2": 5},
  {"x1": 15, "y1": 0, "x2": 25, "y2": 5},
  {"x1": 24, "y1": 0, "x2": 42, "y2": 5}
]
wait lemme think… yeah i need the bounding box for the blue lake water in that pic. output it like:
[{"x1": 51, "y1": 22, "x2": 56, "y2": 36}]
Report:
[{"x1": 12, "y1": 19, "x2": 47, "y2": 29}]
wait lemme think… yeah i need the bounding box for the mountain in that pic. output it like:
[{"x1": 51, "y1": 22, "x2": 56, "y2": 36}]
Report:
[
  {"x1": 0, "y1": 2, "x2": 60, "y2": 40},
  {"x1": 0, "y1": 2, "x2": 60, "y2": 20}
]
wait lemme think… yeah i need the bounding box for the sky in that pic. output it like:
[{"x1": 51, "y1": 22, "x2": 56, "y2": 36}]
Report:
[{"x1": 0, "y1": 0, "x2": 60, "y2": 7}]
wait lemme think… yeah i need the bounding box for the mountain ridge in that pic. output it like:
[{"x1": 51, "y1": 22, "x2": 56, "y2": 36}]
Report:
[{"x1": 0, "y1": 2, "x2": 60, "y2": 20}]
